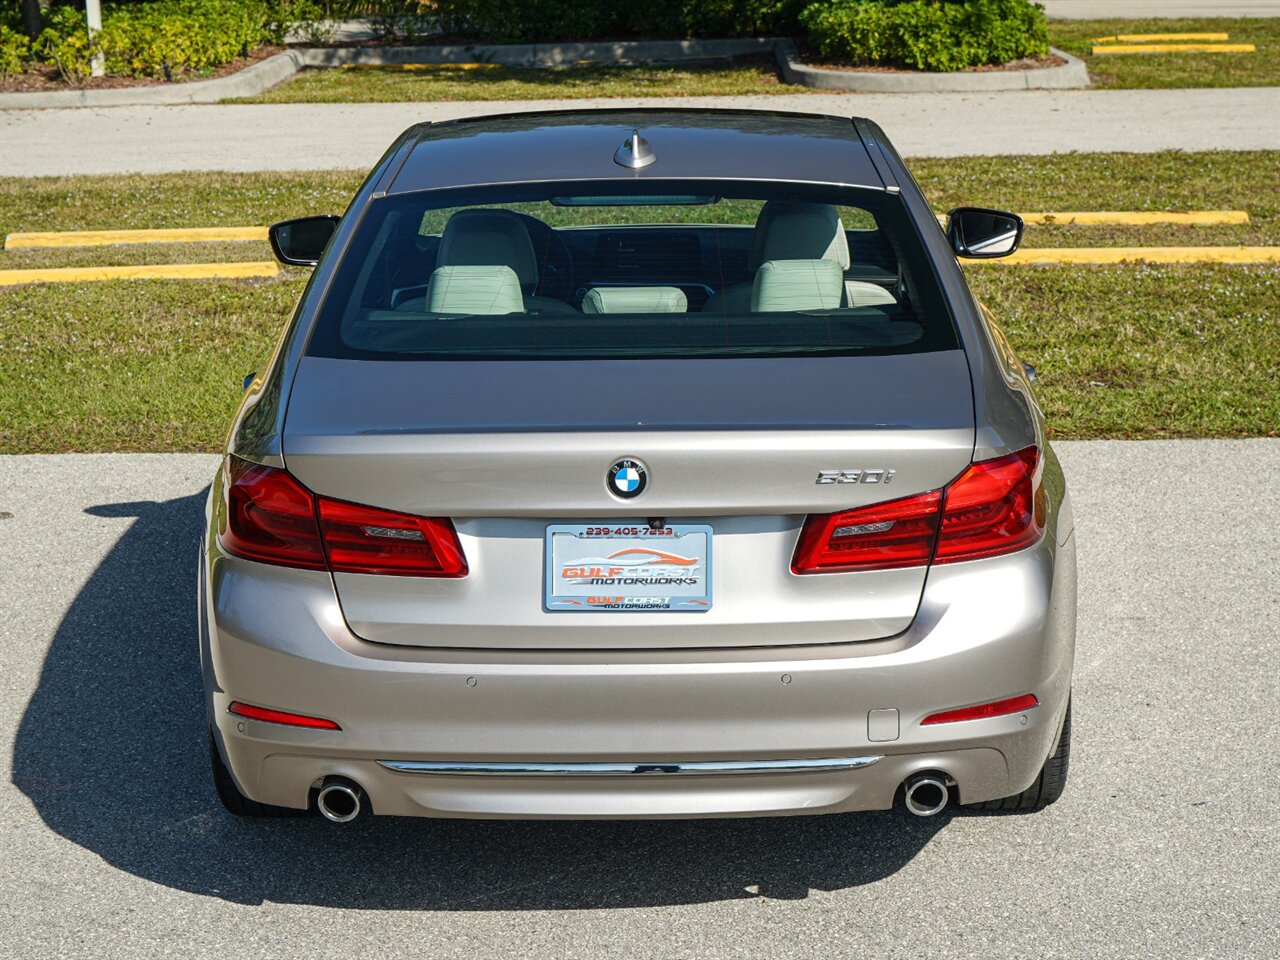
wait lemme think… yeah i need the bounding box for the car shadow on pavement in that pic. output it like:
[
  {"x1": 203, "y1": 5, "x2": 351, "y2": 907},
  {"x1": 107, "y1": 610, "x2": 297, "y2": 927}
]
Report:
[{"x1": 12, "y1": 491, "x2": 947, "y2": 909}]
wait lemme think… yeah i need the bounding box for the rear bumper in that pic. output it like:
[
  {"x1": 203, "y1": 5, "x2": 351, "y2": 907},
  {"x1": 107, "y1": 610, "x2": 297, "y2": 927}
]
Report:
[{"x1": 201, "y1": 519, "x2": 1076, "y2": 819}]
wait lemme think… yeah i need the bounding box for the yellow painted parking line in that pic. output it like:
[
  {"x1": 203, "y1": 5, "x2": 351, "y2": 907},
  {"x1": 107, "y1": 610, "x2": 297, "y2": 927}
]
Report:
[
  {"x1": 12, "y1": 211, "x2": 1252, "y2": 252},
  {"x1": 1022, "y1": 210, "x2": 1249, "y2": 225},
  {"x1": 935, "y1": 211, "x2": 1248, "y2": 226},
  {"x1": 0, "y1": 261, "x2": 280, "y2": 287},
  {"x1": 5, "y1": 227, "x2": 267, "y2": 249},
  {"x1": 1092, "y1": 43, "x2": 1255, "y2": 55},
  {"x1": 971, "y1": 247, "x2": 1280, "y2": 265},
  {"x1": 1093, "y1": 33, "x2": 1231, "y2": 43},
  {"x1": 340, "y1": 62, "x2": 500, "y2": 71}
]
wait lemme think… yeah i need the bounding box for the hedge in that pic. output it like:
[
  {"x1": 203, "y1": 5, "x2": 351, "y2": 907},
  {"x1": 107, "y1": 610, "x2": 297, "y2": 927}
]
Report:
[
  {"x1": 5, "y1": 0, "x2": 1053, "y2": 85},
  {"x1": 26, "y1": 0, "x2": 289, "y2": 83},
  {"x1": 801, "y1": 0, "x2": 1050, "y2": 72},
  {"x1": 425, "y1": 0, "x2": 809, "y2": 44}
]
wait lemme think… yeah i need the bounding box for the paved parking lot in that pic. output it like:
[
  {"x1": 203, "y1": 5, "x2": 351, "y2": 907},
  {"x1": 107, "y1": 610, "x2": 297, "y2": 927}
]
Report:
[{"x1": 0, "y1": 439, "x2": 1276, "y2": 959}]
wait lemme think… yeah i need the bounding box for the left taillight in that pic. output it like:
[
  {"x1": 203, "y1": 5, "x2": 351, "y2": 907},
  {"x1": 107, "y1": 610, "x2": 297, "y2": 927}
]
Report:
[
  {"x1": 219, "y1": 456, "x2": 467, "y2": 577},
  {"x1": 220, "y1": 456, "x2": 327, "y2": 570}
]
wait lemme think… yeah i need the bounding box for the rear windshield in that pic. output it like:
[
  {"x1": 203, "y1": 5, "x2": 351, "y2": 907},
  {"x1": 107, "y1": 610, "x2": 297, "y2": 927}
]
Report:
[{"x1": 305, "y1": 181, "x2": 957, "y2": 361}]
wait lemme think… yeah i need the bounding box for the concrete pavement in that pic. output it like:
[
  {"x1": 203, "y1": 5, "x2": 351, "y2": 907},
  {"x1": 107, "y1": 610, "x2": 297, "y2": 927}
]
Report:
[
  {"x1": 1, "y1": 440, "x2": 1277, "y2": 959},
  {"x1": 3, "y1": 87, "x2": 1279, "y2": 176}
]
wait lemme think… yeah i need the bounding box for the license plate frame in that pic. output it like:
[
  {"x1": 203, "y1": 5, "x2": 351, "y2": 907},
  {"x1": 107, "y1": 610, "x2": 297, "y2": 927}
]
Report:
[{"x1": 543, "y1": 523, "x2": 713, "y2": 613}]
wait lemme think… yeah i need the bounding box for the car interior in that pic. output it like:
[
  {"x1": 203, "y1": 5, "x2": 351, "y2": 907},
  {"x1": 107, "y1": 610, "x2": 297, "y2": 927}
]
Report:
[{"x1": 311, "y1": 192, "x2": 956, "y2": 360}]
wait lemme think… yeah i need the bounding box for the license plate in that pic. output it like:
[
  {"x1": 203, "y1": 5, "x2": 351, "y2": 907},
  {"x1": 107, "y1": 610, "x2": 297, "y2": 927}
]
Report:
[{"x1": 544, "y1": 524, "x2": 713, "y2": 613}]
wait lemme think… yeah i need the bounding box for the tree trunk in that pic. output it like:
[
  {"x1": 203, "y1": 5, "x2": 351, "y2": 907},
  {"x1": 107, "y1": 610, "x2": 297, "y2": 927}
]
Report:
[{"x1": 20, "y1": 0, "x2": 44, "y2": 40}]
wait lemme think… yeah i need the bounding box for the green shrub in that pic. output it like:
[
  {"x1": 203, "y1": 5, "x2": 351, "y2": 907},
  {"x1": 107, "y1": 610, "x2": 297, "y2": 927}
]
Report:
[
  {"x1": 35, "y1": 6, "x2": 95, "y2": 83},
  {"x1": 0, "y1": 24, "x2": 30, "y2": 79},
  {"x1": 98, "y1": 1, "x2": 277, "y2": 80},
  {"x1": 426, "y1": 0, "x2": 807, "y2": 43},
  {"x1": 801, "y1": 0, "x2": 1049, "y2": 72},
  {"x1": 30, "y1": 0, "x2": 287, "y2": 84}
]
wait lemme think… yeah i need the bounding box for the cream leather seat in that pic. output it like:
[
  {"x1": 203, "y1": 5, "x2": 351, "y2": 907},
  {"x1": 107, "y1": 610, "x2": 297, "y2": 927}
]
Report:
[
  {"x1": 703, "y1": 201, "x2": 895, "y2": 313},
  {"x1": 425, "y1": 265, "x2": 525, "y2": 315},
  {"x1": 750, "y1": 259, "x2": 845, "y2": 312},
  {"x1": 435, "y1": 209, "x2": 576, "y2": 314}
]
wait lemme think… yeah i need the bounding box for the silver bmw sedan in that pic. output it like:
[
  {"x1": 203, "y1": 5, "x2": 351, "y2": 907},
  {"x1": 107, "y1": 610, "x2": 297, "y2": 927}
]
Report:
[{"x1": 201, "y1": 109, "x2": 1076, "y2": 824}]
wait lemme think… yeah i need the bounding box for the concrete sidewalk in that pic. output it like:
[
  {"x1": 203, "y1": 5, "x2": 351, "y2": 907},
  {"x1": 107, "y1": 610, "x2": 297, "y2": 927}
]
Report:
[{"x1": 4, "y1": 87, "x2": 1278, "y2": 175}]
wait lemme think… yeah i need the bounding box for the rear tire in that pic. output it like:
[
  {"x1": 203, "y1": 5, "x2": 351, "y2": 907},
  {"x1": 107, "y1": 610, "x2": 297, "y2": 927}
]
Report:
[
  {"x1": 965, "y1": 698, "x2": 1071, "y2": 811},
  {"x1": 208, "y1": 727, "x2": 305, "y2": 818}
]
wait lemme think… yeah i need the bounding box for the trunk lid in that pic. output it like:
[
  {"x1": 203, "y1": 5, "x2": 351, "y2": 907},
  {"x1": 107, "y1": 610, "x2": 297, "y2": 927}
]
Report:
[{"x1": 283, "y1": 353, "x2": 974, "y2": 649}]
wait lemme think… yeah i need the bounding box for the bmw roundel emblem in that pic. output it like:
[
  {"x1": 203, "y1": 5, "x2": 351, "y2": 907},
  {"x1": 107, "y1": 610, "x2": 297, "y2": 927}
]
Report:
[{"x1": 607, "y1": 458, "x2": 648, "y2": 499}]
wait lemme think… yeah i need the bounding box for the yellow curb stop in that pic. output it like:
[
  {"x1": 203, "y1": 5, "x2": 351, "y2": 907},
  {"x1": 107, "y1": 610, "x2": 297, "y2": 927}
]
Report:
[
  {"x1": 1092, "y1": 43, "x2": 1255, "y2": 55},
  {"x1": 340, "y1": 62, "x2": 500, "y2": 71},
  {"x1": 1092, "y1": 33, "x2": 1231, "y2": 43},
  {"x1": 972, "y1": 247, "x2": 1280, "y2": 265},
  {"x1": 934, "y1": 211, "x2": 1249, "y2": 227}
]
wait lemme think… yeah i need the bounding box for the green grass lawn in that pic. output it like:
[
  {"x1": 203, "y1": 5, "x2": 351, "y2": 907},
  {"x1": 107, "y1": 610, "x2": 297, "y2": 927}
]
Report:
[
  {"x1": 232, "y1": 55, "x2": 804, "y2": 104},
  {"x1": 1, "y1": 152, "x2": 1277, "y2": 451},
  {"x1": 1049, "y1": 17, "x2": 1280, "y2": 89}
]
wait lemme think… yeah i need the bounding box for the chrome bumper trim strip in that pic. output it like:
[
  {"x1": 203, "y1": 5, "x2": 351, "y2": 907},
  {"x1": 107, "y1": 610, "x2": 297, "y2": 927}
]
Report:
[{"x1": 377, "y1": 756, "x2": 883, "y2": 777}]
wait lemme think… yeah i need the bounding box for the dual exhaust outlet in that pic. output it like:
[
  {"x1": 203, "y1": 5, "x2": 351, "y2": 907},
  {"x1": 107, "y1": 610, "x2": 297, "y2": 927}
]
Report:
[{"x1": 315, "y1": 772, "x2": 951, "y2": 822}]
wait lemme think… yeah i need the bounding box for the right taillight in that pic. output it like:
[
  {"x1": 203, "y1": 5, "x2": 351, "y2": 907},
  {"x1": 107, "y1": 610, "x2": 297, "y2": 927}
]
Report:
[
  {"x1": 218, "y1": 456, "x2": 467, "y2": 577},
  {"x1": 791, "y1": 446, "x2": 1044, "y2": 574},
  {"x1": 934, "y1": 445, "x2": 1044, "y2": 564}
]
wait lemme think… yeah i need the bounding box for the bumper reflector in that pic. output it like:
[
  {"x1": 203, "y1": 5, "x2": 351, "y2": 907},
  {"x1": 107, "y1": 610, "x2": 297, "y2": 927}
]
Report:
[
  {"x1": 920, "y1": 694, "x2": 1039, "y2": 725},
  {"x1": 228, "y1": 701, "x2": 342, "y2": 730}
]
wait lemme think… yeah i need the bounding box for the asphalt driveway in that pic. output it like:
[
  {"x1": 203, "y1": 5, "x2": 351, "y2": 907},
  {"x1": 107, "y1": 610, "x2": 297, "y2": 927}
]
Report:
[{"x1": 0, "y1": 439, "x2": 1276, "y2": 959}]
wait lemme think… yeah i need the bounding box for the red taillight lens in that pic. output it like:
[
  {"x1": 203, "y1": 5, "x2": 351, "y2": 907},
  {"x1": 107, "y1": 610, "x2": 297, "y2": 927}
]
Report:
[
  {"x1": 791, "y1": 446, "x2": 1044, "y2": 574},
  {"x1": 219, "y1": 456, "x2": 467, "y2": 577},
  {"x1": 935, "y1": 446, "x2": 1043, "y2": 564},
  {"x1": 791, "y1": 490, "x2": 942, "y2": 574},
  {"x1": 220, "y1": 456, "x2": 326, "y2": 570},
  {"x1": 317, "y1": 497, "x2": 468, "y2": 577},
  {"x1": 229, "y1": 701, "x2": 341, "y2": 730},
  {"x1": 921, "y1": 693, "x2": 1038, "y2": 725}
]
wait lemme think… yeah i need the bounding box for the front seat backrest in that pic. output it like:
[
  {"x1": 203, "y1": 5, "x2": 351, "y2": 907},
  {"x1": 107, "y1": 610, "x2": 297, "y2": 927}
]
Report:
[
  {"x1": 704, "y1": 201, "x2": 850, "y2": 313},
  {"x1": 437, "y1": 209, "x2": 539, "y2": 288},
  {"x1": 751, "y1": 201, "x2": 850, "y2": 271}
]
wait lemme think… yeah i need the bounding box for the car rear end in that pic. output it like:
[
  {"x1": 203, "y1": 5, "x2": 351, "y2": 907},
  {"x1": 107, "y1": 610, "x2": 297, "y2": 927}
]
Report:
[{"x1": 201, "y1": 111, "x2": 1075, "y2": 821}]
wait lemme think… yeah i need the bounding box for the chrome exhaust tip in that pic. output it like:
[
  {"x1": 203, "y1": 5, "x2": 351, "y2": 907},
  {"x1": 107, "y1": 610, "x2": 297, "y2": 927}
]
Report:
[
  {"x1": 316, "y1": 778, "x2": 364, "y2": 823},
  {"x1": 903, "y1": 774, "x2": 950, "y2": 817}
]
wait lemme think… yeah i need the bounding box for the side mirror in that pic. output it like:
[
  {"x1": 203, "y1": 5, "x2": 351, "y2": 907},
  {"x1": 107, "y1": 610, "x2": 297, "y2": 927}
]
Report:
[
  {"x1": 945, "y1": 207, "x2": 1024, "y2": 259},
  {"x1": 268, "y1": 215, "x2": 339, "y2": 267}
]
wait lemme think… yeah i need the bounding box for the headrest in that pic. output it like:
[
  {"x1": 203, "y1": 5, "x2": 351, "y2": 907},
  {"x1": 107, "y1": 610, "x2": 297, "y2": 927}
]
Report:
[
  {"x1": 426, "y1": 265, "x2": 524, "y2": 315},
  {"x1": 436, "y1": 209, "x2": 538, "y2": 286},
  {"x1": 750, "y1": 201, "x2": 851, "y2": 271},
  {"x1": 750, "y1": 259, "x2": 845, "y2": 312},
  {"x1": 581, "y1": 286, "x2": 688, "y2": 314}
]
